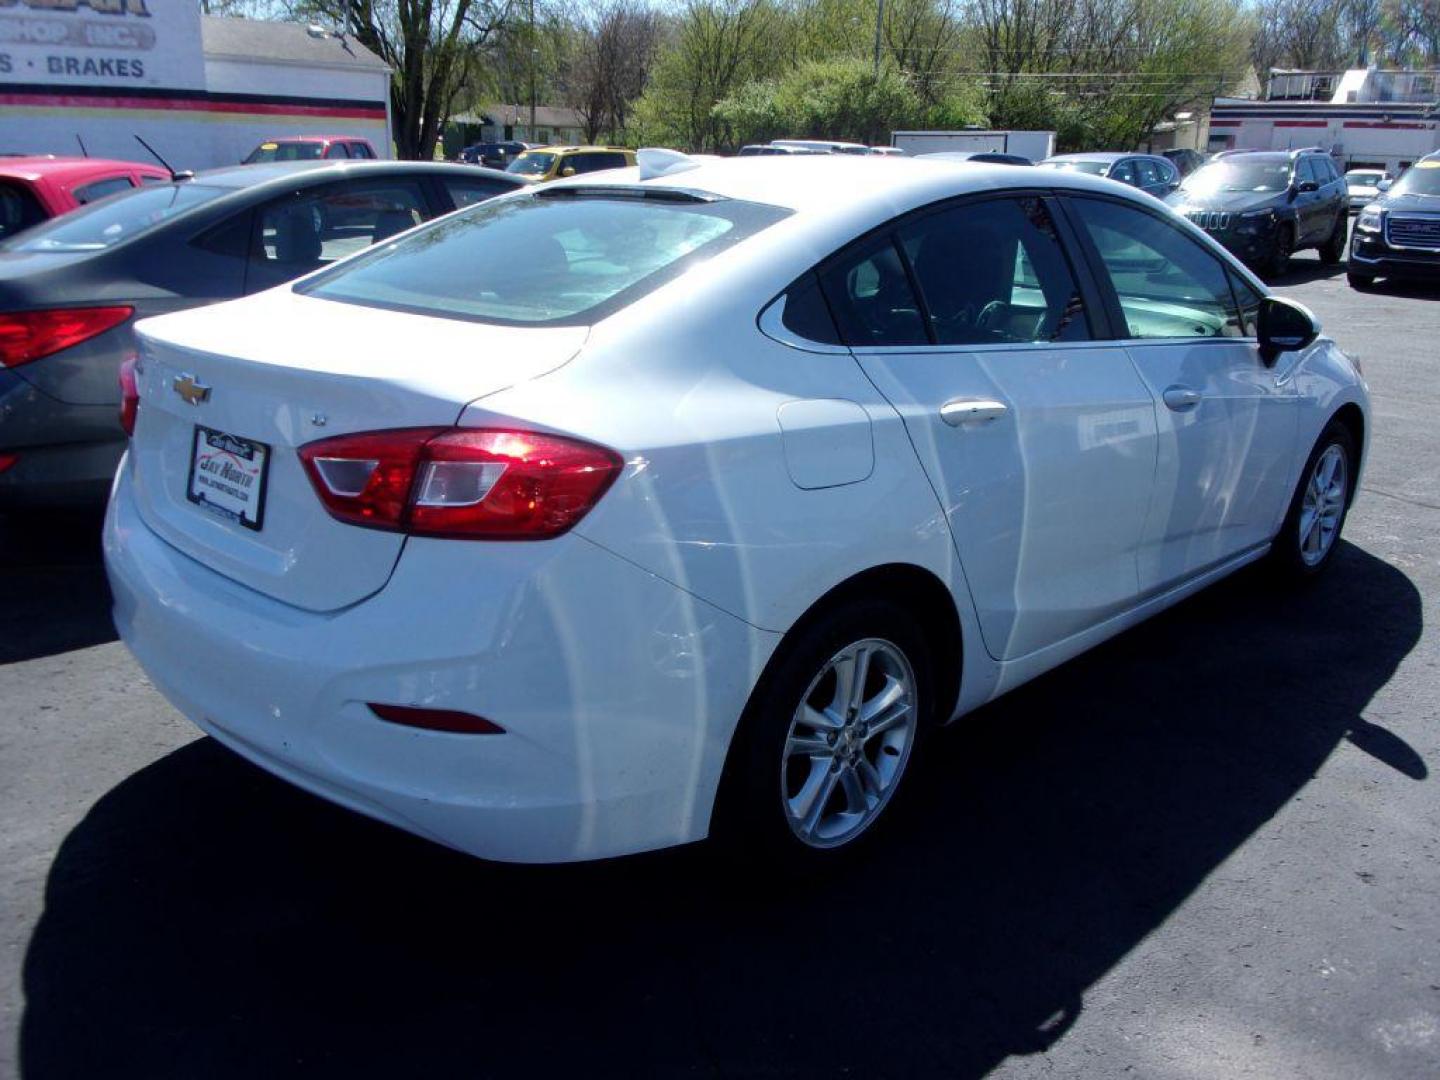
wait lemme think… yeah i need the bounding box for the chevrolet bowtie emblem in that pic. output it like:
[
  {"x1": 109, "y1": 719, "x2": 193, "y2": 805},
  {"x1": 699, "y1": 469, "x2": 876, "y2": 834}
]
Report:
[{"x1": 173, "y1": 374, "x2": 211, "y2": 406}]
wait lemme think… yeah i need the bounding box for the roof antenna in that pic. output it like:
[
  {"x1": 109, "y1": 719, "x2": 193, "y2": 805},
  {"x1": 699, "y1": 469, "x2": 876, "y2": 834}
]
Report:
[
  {"x1": 75, "y1": 133, "x2": 89, "y2": 158},
  {"x1": 133, "y1": 134, "x2": 193, "y2": 181}
]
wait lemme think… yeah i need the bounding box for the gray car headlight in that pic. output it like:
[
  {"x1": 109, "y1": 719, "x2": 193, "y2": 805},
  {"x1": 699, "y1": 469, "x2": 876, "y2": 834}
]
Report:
[{"x1": 1356, "y1": 207, "x2": 1382, "y2": 233}]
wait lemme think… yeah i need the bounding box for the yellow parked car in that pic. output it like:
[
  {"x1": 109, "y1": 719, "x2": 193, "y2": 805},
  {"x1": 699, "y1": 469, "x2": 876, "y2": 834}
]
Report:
[{"x1": 504, "y1": 146, "x2": 637, "y2": 183}]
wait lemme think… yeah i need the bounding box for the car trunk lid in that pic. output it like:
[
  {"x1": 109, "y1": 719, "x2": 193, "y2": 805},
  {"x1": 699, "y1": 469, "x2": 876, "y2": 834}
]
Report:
[{"x1": 129, "y1": 290, "x2": 587, "y2": 612}]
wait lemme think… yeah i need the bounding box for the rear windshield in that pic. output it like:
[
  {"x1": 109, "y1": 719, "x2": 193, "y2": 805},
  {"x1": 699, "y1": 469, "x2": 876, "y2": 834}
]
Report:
[
  {"x1": 1391, "y1": 160, "x2": 1440, "y2": 197},
  {"x1": 299, "y1": 191, "x2": 790, "y2": 325},
  {"x1": 0, "y1": 181, "x2": 47, "y2": 241},
  {"x1": 7, "y1": 183, "x2": 227, "y2": 252},
  {"x1": 1039, "y1": 160, "x2": 1109, "y2": 176},
  {"x1": 246, "y1": 142, "x2": 325, "y2": 163}
]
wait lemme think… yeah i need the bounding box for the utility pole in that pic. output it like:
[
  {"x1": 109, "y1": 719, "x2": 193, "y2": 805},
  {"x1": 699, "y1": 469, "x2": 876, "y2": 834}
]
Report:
[
  {"x1": 528, "y1": 0, "x2": 537, "y2": 139},
  {"x1": 871, "y1": 0, "x2": 885, "y2": 76}
]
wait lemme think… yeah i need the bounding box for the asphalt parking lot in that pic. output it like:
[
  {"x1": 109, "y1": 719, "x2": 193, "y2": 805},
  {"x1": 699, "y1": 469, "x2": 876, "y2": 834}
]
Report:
[{"x1": 2, "y1": 241, "x2": 1437, "y2": 1079}]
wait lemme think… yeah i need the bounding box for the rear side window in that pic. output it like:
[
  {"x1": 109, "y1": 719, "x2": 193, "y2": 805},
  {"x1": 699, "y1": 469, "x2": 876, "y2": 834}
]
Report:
[
  {"x1": 898, "y1": 197, "x2": 1090, "y2": 346},
  {"x1": 300, "y1": 193, "x2": 790, "y2": 325},
  {"x1": 0, "y1": 181, "x2": 47, "y2": 241},
  {"x1": 780, "y1": 272, "x2": 840, "y2": 344},
  {"x1": 73, "y1": 176, "x2": 135, "y2": 204},
  {"x1": 325, "y1": 142, "x2": 351, "y2": 159},
  {"x1": 1068, "y1": 197, "x2": 1244, "y2": 339},
  {"x1": 817, "y1": 231, "x2": 927, "y2": 346},
  {"x1": 444, "y1": 178, "x2": 515, "y2": 209},
  {"x1": 349, "y1": 142, "x2": 375, "y2": 159},
  {"x1": 1110, "y1": 160, "x2": 1138, "y2": 185}
]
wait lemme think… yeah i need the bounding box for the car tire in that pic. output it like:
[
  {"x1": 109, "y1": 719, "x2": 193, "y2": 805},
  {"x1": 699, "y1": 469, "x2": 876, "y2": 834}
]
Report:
[
  {"x1": 1319, "y1": 214, "x2": 1347, "y2": 264},
  {"x1": 1346, "y1": 270, "x2": 1375, "y2": 290},
  {"x1": 1265, "y1": 224, "x2": 1294, "y2": 280},
  {"x1": 1270, "y1": 420, "x2": 1357, "y2": 580},
  {"x1": 714, "y1": 597, "x2": 934, "y2": 866}
]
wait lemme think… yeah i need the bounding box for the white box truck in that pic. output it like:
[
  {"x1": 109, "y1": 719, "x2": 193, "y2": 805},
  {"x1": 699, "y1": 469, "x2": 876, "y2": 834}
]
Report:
[{"x1": 891, "y1": 130, "x2": 1056, "y2": 162}]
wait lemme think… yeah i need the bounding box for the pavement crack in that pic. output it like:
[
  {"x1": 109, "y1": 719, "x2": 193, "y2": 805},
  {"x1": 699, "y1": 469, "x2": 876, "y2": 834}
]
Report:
[{"x1": 1360, "y1": 486, "x2": 1440, "y2": 513}]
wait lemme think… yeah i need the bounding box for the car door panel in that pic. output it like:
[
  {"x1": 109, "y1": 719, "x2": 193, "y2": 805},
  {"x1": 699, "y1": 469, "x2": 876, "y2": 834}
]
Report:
[
  {"x1": 857, "y1": 343, "x2": 1156, "y2": 659},
  {"x1": 826, "y1": 194, "x2": 1157, "y2": 661},
  {"x1": 1063, "y1": 195, "x2": 1299, "y2": 594}
]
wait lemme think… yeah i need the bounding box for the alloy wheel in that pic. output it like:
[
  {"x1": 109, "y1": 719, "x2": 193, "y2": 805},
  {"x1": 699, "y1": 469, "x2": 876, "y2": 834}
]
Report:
[
  {"x1": 780, "y1": 638, "x2": 918, "y2": 849},
  {"x1": 1299, "y1": 443, "x2": 1348, "y2": 567}
]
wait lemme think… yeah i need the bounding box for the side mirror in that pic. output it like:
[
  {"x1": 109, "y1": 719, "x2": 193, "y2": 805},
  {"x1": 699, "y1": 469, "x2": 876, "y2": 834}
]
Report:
[
  {"x1": 560, "y1": 165, "x2": 576, "y2": 177},
  {"x1": 1377, "y1": 178, "x2": 1393, "y2": 192},
  {"x1": 1257, "y1": 295, "x2": 1319, "y2": 365},
  {"x1": 1295, "y1": 179, "x2": 1320, "y2": 194}
]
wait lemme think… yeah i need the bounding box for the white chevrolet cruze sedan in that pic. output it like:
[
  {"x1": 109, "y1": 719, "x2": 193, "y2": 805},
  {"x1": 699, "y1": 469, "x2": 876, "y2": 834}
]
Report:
[{"x1": 105, "y1": 151, "x2": 1369, "y2": 864}]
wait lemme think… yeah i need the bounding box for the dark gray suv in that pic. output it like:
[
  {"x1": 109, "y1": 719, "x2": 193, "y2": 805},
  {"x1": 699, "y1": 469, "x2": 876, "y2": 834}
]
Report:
[{"x1": 1165, "y1": 149, "x2": 1348, "y2": 279}]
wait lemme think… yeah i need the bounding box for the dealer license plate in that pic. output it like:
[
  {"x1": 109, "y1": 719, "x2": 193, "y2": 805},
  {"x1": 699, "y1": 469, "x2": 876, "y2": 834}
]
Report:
[{"x1": 186, "y1": 425, "x2": 270, "y2": 531}]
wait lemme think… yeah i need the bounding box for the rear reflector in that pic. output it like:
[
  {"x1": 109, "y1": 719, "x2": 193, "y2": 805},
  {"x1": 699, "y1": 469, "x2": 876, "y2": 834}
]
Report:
[
  {"x1": 299, "y1": 427, "x2": 623, "y2": 540},
  {"x1": 0, "y1": 306, "x2": 133, "y2": 368},
  {"x1": 368, "y1": 703, "x2": 505, "y2": 735},
  {"x1": 118, "y1": 353, "x2": 139, "y2": 437},
  {"x1": 0, "y1": 453, "x2": 17, "y2": 475}
]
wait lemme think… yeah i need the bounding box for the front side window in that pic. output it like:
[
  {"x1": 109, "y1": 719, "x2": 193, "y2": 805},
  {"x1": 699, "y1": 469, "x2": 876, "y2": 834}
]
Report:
[
  {"x1": 1228, "y1": 269, "x2": 1264, "y2": 338},
  {"x1": 8, "y1": 183, "x2": 227, "y2": 252},
  {"x1": 1068, "y1": 197, "x2": 1245, "y2": 340},
  {"x1": 898, "y1": 197, "x2": 1090, "y2": 346},
  {"x1": 1110, "y1": 160, "x2": 1138, "y2": 185},
  {"x1": 301, "y1": 192, "x2": 789, "y2": 325},
  {"x1": 1134, "y1": 160, "x2": 1161, "y2": 187}
]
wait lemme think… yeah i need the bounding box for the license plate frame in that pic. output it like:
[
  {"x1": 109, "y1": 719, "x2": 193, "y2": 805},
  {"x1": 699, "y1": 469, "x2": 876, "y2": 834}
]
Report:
[{"x1": 186, "y1": 424, "x2": 271, "y2": 532}]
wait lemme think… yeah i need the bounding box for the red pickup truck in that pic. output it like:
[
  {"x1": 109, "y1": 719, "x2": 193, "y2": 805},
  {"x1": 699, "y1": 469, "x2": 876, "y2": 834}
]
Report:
[{"x1": 0, "y1": 156, "x2": 171, "y2": 242}]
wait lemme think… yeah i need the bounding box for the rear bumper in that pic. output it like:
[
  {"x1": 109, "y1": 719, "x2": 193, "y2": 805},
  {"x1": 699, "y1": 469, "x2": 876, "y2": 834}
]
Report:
[
  {"x1": 0, "y1": 370, "x2": 124, "y2": 507},
  {"x1": 105, "y1": 459, "x2": 779, "y2": 862}
]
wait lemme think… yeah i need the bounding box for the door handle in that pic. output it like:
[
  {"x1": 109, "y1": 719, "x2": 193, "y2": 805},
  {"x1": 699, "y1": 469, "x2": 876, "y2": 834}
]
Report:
[
  {"x1": 940, "y1": 398, "x2": 1008, "y2": 426},
  {"x1": 1162, "y1": 385, "x2": 1202, "y2": 411}
]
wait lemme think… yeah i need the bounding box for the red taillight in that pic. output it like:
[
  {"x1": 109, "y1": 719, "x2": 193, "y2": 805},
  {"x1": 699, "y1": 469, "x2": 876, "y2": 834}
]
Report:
[
  {"x1": 0, "y1": 453, "x2": 17, "y2": 475},
  {"x1": 298, "y1": 427, "x2": 623, "y2": 540},
  {"x1": 118, "y1": 353, "x2": 139, "y2": 437},
  {"x1": 369, "y1": 703, "x2": 505, "y2": 735},
  {"x1": 0, "y1": 306, "x2": 133, "y2": 368}
]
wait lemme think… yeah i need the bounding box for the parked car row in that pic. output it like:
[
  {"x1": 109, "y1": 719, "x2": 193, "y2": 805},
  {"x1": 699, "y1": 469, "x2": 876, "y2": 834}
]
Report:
[
  {"x1": 96, "y1": 149, "x2": 1366, "y2": 865},
  {"x1": 0, "y1": 159, "x2": 523, "y2": 507}
]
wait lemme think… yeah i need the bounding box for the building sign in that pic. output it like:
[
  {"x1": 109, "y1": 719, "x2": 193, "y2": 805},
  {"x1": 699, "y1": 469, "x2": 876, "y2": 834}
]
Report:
[{"x1": 0, "y1": 0, "x2": 204, "y2": 89}]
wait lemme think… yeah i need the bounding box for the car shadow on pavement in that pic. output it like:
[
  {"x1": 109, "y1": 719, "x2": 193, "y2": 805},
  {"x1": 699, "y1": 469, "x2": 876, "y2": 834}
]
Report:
[
  {"x1": 0, "y1": 510, "x2": 115, "y2": 664},
  {"x1": 19, "y1": 542, "x2": 1424, "y2": 1079}
]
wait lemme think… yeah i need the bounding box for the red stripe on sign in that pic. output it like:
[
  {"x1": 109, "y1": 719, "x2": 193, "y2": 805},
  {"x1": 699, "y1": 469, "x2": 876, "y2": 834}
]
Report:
[
  {"x1": 0, "y1": 92, "x2": 386, "y2": 120},
  {"x1": 1273, "y1": 121, "x2": 1328, "y2": 128},
  {"x1": 1342, "y1": 121, "x2": 1430, "y2": 130}
]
